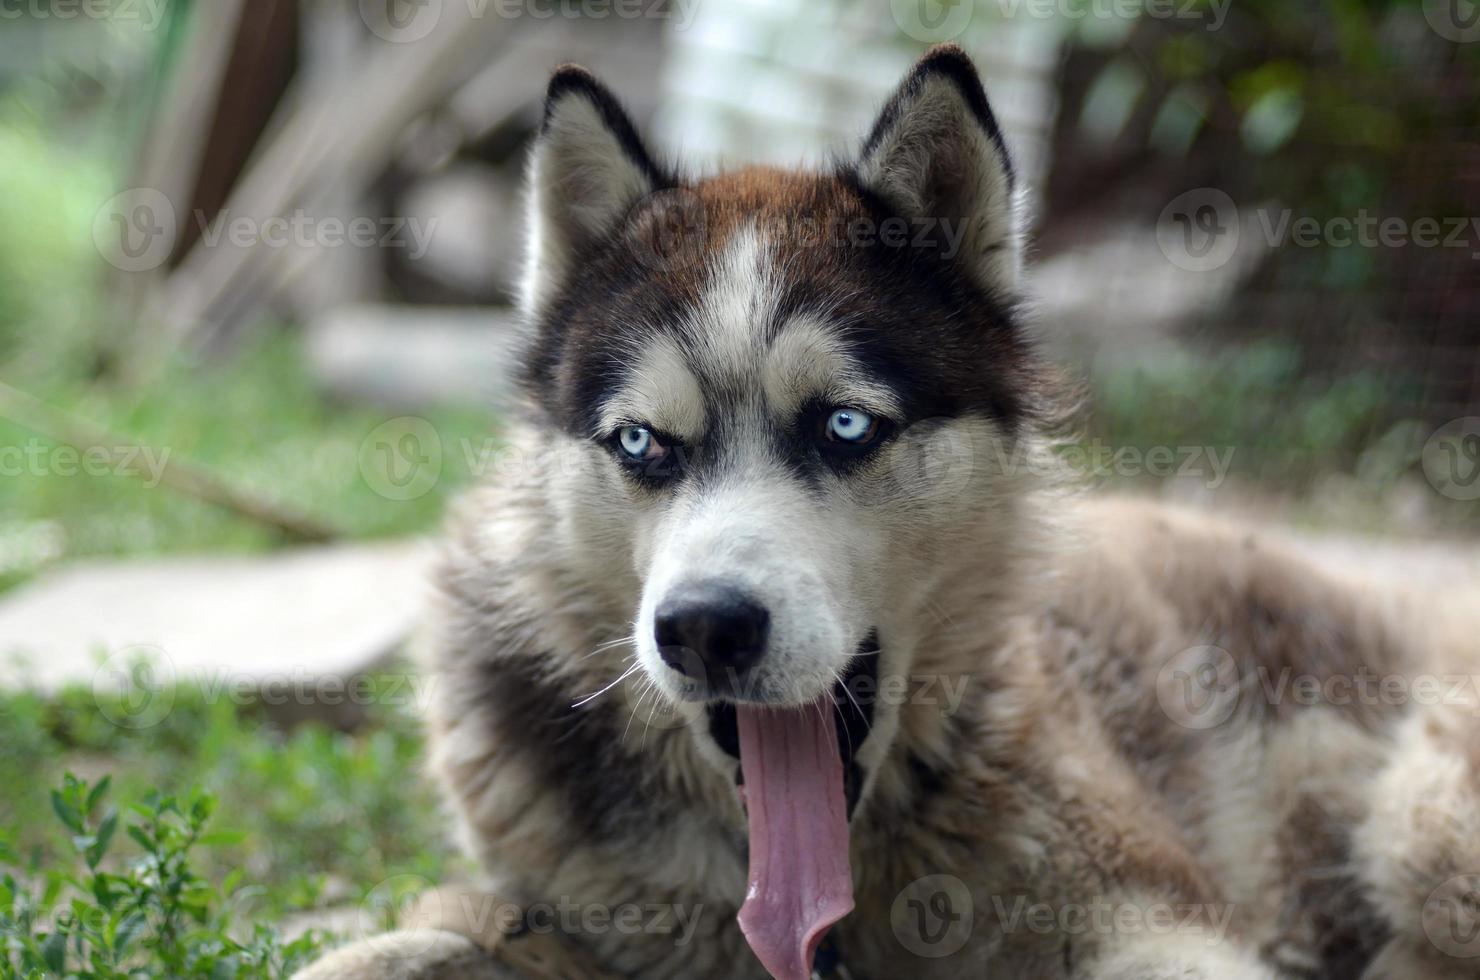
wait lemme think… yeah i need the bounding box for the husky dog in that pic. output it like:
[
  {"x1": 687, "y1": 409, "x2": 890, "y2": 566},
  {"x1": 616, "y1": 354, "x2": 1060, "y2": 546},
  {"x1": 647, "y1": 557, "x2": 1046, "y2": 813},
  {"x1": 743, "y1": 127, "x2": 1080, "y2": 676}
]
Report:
[{"x1": 299, "y1": 46, "x2": 1480, "y2": 980}]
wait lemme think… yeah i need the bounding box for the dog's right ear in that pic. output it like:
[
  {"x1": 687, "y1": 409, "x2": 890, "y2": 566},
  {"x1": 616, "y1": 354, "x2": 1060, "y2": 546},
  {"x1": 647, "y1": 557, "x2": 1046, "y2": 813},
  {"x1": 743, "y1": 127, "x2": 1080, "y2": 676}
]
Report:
[{"x1": 521, "y1": 66, "x2": 667, "y2": 318}]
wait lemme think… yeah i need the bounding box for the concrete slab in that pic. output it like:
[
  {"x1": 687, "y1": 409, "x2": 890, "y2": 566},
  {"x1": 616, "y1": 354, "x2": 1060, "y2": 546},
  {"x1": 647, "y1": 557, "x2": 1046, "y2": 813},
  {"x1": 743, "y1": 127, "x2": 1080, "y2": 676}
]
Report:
[{"x1": 0, "y1": 540, "x2": 436, "y2": 720}]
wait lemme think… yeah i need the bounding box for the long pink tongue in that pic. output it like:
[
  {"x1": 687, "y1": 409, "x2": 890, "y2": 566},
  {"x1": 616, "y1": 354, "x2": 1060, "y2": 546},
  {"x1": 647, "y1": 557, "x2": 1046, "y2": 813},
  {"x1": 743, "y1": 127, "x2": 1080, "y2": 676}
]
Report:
[{"x1": 735, "y1": 701, "x2": 854, "y2": 980}]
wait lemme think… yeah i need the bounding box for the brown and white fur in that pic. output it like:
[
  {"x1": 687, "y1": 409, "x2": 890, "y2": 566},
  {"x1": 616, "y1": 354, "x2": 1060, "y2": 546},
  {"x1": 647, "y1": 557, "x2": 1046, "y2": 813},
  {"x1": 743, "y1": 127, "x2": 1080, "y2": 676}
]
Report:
[{"x1": 297, "y1": 46, "x2": 1480, "y2": 980}]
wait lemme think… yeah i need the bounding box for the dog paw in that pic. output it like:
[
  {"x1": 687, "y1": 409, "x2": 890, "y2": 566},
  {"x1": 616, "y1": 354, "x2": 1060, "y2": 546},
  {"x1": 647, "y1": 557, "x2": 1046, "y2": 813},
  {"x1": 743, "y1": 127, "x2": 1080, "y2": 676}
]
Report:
[{"x1": 290, "y1": 929, "x2": 511, "y2": 980}]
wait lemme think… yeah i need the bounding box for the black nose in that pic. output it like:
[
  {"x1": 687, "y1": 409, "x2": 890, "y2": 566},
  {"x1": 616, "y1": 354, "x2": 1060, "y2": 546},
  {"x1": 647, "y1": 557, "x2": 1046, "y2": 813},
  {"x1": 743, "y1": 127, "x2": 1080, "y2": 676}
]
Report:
[{"x1": 655, "y1": 583, "x2": 770, "y2": 685}]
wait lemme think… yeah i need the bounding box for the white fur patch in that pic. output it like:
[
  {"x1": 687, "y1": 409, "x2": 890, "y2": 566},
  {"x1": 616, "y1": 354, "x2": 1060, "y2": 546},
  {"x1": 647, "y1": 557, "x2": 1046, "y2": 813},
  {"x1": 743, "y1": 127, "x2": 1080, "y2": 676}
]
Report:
[
  {"x1": 683, "y1": 225, "x2": 777, "y2": 385},
  {"x1": 598, "y1": 334, "x2": 706, "y2": 441},
  {"x1": 762, "y1": 315, "x2": 903, "y2": 421}
]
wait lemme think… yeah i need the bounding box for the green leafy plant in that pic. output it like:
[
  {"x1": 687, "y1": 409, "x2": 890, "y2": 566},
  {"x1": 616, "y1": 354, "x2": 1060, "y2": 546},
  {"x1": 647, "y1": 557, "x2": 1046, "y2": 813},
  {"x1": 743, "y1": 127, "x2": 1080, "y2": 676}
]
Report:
[{"x1": 1, "y1": 773, "x2": 328, "y2": 979}]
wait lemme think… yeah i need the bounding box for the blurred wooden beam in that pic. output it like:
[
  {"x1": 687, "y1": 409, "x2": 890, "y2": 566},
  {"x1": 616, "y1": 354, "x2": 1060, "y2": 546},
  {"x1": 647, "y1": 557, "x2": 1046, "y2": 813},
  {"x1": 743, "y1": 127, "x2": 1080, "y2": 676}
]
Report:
[
  {"x1": 172, "y1": 0, "x2": 300, "y2": 261},
  {"x1": 139, "y1": 6, "x2": 520, "y2": 366},
  {"x1": 114, "y1": 0, "x2": 247, "y2": 321}
]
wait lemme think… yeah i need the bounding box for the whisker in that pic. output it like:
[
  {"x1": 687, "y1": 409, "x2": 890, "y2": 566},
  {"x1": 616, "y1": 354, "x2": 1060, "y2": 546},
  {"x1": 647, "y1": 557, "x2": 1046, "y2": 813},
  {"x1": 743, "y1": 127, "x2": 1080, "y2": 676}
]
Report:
[
  {"x1": 580, "y1": 630, "x2": 639, "y2": 662},
  {"x1": 622, "y1": 679, "x2": 655, "y2": 745},
  {"x1": 640, "y1": 696, "x2": 663, "y2": 749},
  {"x1": 831, "y1": 693, "x2": 855, "y2": 761},
  {"x1": 573, "y1": 661, "x2": 642, "y2": 708},
  {"x1": 839, "y1": 677, "x2": 873, "y2": 736}
]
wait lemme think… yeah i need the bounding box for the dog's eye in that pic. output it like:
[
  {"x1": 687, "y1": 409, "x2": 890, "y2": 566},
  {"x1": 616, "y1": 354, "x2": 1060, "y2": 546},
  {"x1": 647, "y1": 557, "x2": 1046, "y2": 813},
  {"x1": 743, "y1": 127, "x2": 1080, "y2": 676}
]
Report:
[
  {"x1": 610, "y1": 424, "x2": 685, "y2": 485},
  {"x1": 617, "y1": 424, "x2": 663, "y2": 461},
  {"x1": 824, "y1": 408, "x2": 881, "y2": 446}
]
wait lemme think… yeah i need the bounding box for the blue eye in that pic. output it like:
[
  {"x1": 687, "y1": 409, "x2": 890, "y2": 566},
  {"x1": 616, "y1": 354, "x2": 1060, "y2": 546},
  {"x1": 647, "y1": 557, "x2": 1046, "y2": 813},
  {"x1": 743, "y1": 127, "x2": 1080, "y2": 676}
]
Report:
[
  {"x1": 825, "y1": 408, "x2": 878, "y2": 444},
  {"x1": 618, "y1": 425, "x2": 655, "y2": 459}
]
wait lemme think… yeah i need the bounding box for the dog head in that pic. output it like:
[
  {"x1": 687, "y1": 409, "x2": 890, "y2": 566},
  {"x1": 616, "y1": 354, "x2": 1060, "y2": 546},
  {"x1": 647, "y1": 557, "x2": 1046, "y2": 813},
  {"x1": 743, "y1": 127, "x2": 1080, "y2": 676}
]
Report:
[{"x1": 518, "y1": 46, "x2": 1048, "y2": 784}]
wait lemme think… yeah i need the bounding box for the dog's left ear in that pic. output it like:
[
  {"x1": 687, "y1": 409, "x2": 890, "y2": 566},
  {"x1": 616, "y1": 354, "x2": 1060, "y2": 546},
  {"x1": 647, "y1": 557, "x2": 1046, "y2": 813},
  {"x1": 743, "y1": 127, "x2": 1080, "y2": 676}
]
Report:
[{"x1": 855, "y1": 45, "x2": 1021, "y2": 294}]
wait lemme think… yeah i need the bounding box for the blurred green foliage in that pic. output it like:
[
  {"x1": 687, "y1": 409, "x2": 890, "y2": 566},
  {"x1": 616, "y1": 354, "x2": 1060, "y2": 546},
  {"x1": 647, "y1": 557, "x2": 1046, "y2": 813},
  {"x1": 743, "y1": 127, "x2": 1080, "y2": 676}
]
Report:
[{"x1": 0, "y1": 674, "x2": 454, "y2": 926}]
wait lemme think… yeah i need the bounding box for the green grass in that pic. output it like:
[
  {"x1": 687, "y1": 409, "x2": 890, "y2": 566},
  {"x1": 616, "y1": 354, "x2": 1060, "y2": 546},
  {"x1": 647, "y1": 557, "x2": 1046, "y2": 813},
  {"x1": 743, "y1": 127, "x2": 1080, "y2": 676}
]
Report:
[
  {"x1": 0, "y1": 327, "x2": 496, "y2": 593},
  {"x1": 1082, "y1": 340, "x2": 1478, "y2": 533},
  {"x1": 1089, "y1": 341, "x2": 1401, "y2": 485},
  {"x1": 0, "y1": 675, "x2": 457, "y2": 955}
]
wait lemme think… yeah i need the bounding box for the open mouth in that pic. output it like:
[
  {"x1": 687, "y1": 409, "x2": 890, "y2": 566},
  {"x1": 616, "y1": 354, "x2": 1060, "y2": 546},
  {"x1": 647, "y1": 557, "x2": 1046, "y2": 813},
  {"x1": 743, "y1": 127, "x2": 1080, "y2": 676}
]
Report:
[{"x1": 705, "y1": 631, "x2": 880, "y2": 818}]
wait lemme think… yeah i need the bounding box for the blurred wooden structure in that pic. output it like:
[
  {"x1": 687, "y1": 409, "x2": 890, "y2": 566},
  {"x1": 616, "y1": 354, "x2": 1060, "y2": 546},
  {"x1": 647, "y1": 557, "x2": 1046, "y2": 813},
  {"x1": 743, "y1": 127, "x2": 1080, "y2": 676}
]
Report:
[{"x1": 117, "y1": 1, "x2": 666, "y2": 378}]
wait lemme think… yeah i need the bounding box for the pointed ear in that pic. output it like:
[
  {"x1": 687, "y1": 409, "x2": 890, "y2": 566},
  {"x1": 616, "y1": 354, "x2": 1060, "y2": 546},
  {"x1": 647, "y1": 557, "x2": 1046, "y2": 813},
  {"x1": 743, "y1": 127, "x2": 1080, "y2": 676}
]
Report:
[
  {"x1": 854, "y1": 45, "x2": 1022, "y2": 294},
  {"x1": 521, "y1": 65, "x2": 667, "y2": 317}
]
